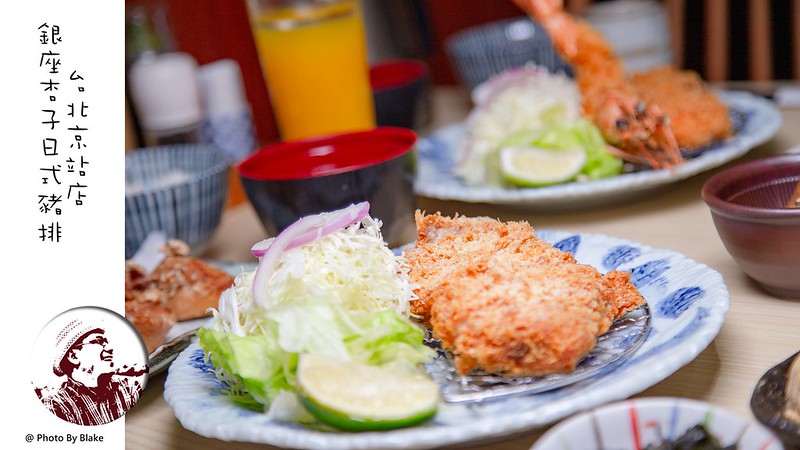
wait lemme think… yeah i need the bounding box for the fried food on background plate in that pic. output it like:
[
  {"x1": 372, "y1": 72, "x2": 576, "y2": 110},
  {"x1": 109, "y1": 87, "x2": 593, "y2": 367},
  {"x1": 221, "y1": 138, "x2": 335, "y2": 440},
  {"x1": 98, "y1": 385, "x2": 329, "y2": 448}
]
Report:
[
  {"x1": 125, "y1": 240, "x2": 234, "y2": 353},
  {"x1": 403, "y1": 212, "x2": 644, "y2": 376},
  {"x1": 512, "y1": 0, "x2": 733, "y2": 169},
  {"x1": 148, "y1": 240, "x2": 234, "y2": 322},
  {"x1": 125, "y1": 260, "x2": 176, "y2": 353},
  {"x1": 630, "y1": 68, "x2": 732, "y2": 151}
]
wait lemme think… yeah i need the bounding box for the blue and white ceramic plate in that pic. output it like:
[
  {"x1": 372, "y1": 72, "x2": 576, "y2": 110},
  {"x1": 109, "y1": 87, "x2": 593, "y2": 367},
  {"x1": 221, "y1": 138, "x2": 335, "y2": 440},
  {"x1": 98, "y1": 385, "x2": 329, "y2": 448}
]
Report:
[
  {"x1": 164, "y1": 231, "x2": 730, "y2": 450},
  {"x1": 415, "y1": 91, "x2": 781, "y2": 209}
]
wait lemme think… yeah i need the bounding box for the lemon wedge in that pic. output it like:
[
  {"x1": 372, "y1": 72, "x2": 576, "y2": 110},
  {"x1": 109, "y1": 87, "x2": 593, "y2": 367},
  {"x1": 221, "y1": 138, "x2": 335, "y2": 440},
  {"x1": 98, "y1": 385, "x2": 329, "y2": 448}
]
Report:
[
  {"x1": 297, "y1": 354, "x2": 440, "y2": 431},
  {"x1": 500, "y1": 146, "x2": 587, "y2": 187}
]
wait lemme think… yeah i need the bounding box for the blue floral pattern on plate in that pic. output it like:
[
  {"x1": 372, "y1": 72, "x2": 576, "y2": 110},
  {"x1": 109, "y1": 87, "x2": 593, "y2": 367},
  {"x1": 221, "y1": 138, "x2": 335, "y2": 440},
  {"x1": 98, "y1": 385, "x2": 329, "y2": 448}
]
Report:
[
  {"x1": 164, "y1": 231, "x2": 729, "y2": 450},
  {"x1": 414, "y1": 91, "x2": 781, "y2": 209}
]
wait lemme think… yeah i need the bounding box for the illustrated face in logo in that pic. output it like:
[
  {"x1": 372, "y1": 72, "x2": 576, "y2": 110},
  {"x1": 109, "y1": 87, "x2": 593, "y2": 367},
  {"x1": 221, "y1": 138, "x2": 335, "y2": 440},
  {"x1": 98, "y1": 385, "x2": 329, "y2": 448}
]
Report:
[{"x1": 69, "y1": 332, "x2": 115, "y2": 378}]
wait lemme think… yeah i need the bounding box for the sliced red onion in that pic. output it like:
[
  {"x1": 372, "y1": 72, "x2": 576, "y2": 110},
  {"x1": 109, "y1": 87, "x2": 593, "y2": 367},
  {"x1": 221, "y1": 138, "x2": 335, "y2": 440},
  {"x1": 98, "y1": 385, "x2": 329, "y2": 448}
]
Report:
[
  {"x1": 250, "y1": 237, "x2": 275, "y2": 258},
  {"x1": 251, "y1": 202, "x2": 370, "y2": 306},
  {"x1": 471, "y1": 65, "x2": 546, "y2": 106}
]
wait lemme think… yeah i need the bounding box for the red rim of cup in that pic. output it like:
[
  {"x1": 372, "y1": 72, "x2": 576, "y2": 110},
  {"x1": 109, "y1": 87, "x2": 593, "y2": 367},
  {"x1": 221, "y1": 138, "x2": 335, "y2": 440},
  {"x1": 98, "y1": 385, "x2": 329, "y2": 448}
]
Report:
[
  {"x1": 237, "y1": 127, "x2": 417, "y2": 181},
  {"x1": 369, "y1": 59, "x2": 428, "y2": 92}
]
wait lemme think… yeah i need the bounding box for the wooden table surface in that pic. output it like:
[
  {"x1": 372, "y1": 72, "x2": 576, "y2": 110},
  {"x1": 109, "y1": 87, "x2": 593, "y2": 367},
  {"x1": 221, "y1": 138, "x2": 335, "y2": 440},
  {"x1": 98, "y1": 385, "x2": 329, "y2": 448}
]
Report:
[{"x1": 126, "y1": 86, "x2": 800, "y2": 450}]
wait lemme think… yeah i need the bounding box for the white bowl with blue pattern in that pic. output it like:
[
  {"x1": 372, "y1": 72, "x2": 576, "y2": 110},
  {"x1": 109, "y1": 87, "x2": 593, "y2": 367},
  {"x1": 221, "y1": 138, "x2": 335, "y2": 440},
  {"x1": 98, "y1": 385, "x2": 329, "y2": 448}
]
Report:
[
  {"x1": 125, "y1": 144, "x2": 229, "y2": 259},
  {"x1": 163, "y1": 230, "x2": 730, "y2": 450},
  {"x1": 445, "y1": 18, "x2": 573, "y2": 90}
]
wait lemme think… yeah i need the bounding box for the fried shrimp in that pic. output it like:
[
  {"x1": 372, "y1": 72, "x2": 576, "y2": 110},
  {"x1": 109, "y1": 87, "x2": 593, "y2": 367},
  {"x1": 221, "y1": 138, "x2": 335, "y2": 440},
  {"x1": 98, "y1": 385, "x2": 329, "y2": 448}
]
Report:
[
  {"x1": 510, "y1": 0, "x2": 733, "y2": 169},
  {"x1": 403, "y1": 212, "x2": 644, "y2": 376}
]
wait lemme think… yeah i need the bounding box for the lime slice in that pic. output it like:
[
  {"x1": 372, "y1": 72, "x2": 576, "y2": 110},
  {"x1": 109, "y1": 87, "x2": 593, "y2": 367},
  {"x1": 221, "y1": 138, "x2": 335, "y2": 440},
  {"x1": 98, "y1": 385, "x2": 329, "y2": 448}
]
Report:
[
  {"x1": 500, "y1": 146, "x2": 586, "y2": 187},
  {"x1": 297, "y1": 354, "x2": 440, "y2": 431}
]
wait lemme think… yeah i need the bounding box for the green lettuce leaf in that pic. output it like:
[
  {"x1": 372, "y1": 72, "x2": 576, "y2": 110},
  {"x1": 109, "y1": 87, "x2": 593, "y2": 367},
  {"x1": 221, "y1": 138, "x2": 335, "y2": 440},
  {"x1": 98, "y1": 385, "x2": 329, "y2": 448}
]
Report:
[
  {"x1": 198, "y1": 327, "x2": 296, "y2": 405},
  {"x1": 494, "y1": 119, "x2": 623, "y2": 184},
  {"x1": 198, "y1": 309, "x2": 433, "y2": 407}
]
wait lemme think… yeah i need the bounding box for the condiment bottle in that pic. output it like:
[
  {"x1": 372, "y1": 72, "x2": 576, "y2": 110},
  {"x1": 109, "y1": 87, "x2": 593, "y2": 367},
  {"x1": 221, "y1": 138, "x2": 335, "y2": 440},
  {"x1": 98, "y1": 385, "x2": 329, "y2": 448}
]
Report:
[
  {"x1": 127, "y1": 52, "x2": 205, "y2": 146},
  {"x1": 198, "y1": 59, "x2": 257, "y2": 163}
]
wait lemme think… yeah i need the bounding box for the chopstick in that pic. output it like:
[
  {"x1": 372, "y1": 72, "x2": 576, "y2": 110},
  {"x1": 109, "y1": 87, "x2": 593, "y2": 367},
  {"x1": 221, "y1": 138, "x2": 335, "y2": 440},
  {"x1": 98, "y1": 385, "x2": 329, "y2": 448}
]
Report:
[
  {"x1": 788, "y1": 180, "x2": 800, "y2": 208},
  {"x1": 148, "y1": 327, "x2": 199, "y2": 377}
]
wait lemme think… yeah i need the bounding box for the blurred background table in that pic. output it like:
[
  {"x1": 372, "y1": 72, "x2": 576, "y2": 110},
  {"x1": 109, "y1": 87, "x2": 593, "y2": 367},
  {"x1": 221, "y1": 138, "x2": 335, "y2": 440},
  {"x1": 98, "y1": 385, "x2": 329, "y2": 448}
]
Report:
[{"x1": 126, "y1": 84, "x2": 800, "y2": 450}]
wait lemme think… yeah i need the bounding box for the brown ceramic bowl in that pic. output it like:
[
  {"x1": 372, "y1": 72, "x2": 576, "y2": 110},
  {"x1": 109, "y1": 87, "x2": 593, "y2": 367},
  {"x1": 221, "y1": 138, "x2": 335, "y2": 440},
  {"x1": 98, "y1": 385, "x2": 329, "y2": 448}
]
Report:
[{"x1": 702, "y1": 154, "x2": 800, "y2": 299}]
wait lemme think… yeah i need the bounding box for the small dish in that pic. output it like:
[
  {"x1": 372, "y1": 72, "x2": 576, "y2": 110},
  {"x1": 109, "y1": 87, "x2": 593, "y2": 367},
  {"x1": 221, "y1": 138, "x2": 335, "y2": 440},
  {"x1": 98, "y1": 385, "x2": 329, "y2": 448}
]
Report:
[
  {"x1": 751, "y1": 351, "x2": 800, "y2": 449},
  {"x1": 701, "y1": 153, "x2": 800, "y2": 298},
  {"x1": 532, "y1": 397, "x2": 782, "y2": 450}
]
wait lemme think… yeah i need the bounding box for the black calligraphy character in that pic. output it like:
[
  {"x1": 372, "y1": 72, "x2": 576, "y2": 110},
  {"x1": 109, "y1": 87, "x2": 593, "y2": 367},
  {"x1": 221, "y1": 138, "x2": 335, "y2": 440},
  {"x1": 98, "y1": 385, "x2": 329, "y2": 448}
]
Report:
[
  {"x1": 41, "y1": 165, "x2": 62, "y2": 185},
  {"x1": 41, "y1": 110, "x2": 60, "y2": 130},
  {"x1": 38, "y1": 222, "x2": 62, "y2": 242},
  {"x1": 38, "y1": 194, "x2": 62, "y2": 214},
  {"x1": 38, "y1": 24, "x2": 62, "y2": 45},
  {"x1": 67, "y1": 102, "x2": 88, "y2": 118},
  {"x1": 70, "y1": 71, "x2": 84, "y2": 92},
  {"x1": 43, "y1": 138, "x2": 58, "y2": 156},
  {"x1": 68, "y1": 125, "x2": 88, "y2": 150},
  {"x1": 40, "y1": 51, "x2": 61, "y2": 74},
  {"x1": 41, "y1": 79, "x2": 60, "y2": 92},
  {"x1": 67, "y1": 183, "x2": 87, "y2": 205}
]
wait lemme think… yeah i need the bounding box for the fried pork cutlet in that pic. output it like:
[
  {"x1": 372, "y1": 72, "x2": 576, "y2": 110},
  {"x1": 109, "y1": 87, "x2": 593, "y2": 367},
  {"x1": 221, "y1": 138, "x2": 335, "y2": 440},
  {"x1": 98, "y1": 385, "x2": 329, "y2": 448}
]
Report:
[{"x1": 403, "y1": 212, "x2": 644, "y2": 376}]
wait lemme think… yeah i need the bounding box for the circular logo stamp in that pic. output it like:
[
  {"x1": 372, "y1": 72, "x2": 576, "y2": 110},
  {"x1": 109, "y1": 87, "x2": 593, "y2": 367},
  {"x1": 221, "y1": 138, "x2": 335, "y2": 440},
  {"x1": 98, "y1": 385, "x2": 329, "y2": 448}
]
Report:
[{"x1": 32, "y1": 306, "x2": 149, "y2": 426}]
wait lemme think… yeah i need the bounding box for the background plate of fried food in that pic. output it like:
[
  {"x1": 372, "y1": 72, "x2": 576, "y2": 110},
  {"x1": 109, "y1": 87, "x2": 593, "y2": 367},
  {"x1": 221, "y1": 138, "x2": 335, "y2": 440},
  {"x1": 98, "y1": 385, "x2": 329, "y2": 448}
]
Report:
[
  {"x1": 163, "y1": 229, "x2": 730, "y2": 450},
  {"x1": 415, "y1": 90, "x2": 781, "y2": 209}
]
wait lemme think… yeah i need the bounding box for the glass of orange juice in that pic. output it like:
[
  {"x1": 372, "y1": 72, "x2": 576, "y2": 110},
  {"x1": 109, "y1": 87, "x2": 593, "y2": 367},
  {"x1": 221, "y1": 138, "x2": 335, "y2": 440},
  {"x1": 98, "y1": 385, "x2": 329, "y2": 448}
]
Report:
[{"x1": 246, "y1": 0, "x2": 376, "y2": 141}]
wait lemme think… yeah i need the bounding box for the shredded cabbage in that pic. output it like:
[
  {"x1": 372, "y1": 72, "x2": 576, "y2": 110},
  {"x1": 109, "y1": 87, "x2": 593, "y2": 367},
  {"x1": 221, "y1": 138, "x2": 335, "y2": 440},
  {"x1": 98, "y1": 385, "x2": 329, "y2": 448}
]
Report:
[
  {"x1": 198, "y1": 216, "x2": 433, "y2": 418},
  {"x1": 456, "y1": 65, "x2": 624, "y2": 187},
  {"x1": 457, "y1": 65, "x2": 582, "y2": 185}
]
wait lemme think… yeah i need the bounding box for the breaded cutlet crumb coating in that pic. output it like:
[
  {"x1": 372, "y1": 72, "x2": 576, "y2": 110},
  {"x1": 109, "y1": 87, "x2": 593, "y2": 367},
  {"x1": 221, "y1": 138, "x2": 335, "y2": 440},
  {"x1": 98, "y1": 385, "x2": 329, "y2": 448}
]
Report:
[{"x1": 403, "y1": 212, "x2": 644, "y2": 376}]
